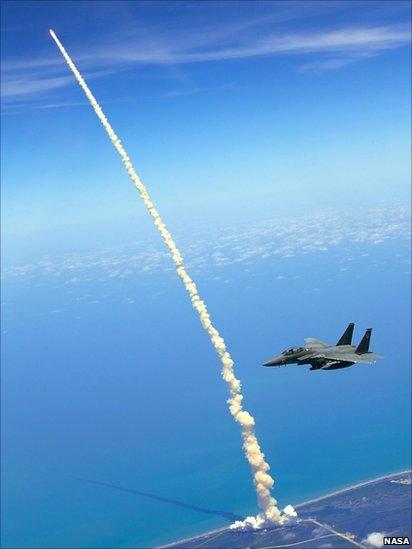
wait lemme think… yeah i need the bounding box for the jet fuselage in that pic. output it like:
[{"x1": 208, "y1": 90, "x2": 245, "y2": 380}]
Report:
[{"x1": 263, "y1": 325, "x2": 382, "y2": 371}]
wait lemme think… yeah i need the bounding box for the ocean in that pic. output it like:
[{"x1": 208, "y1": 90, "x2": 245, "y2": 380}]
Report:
[{"x1": 2, "y1": 209, "x2": 411, "y2": 548}]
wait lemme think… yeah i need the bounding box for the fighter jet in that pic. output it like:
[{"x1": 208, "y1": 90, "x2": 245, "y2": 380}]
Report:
[{"x1": 263, "y1": 323, "x2": 383, "y2": 370}]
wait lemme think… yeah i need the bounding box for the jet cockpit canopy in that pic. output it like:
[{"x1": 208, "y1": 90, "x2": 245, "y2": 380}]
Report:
[{"x1": 283, "y1": 347, "x2": 306, "y2": 356}]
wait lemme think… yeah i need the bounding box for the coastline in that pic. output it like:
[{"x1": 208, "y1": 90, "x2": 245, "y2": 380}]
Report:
[
  {"x1": 159, "y1": 468, "x2": 411, "y2": 548},
  {"x1": 294, "y1": 468, "x2": 411, "y2": 508}
]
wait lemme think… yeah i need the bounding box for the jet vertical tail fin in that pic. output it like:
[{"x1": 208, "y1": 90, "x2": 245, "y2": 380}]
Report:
[
  {"x1": 336, "y1": 323, "x2": 355, "y2": 346},
  {"x1": 355, "y1": 328, "x2": 372, "y2": 354}
]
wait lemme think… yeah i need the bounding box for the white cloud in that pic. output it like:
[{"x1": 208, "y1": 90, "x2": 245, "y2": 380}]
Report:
[
  {"x1": 1, "y1": 74, "x2": 77, "y2": 98},
  {"x1": 363, "y1": 532, "x2": 385, "y2": 547},
  {"x1": 156, "y1": 25, "x2": 411, "y2": 64},
  {"x1": 2, "y1": 19, "x2": 410, "y2": 106},
  {"x1": 3, "y1": 205, "x2": 411, "y2": 285}
]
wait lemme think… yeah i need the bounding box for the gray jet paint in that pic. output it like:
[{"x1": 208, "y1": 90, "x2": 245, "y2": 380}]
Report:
[{"x1": 263, "y1": 323, "x2": 383, "y2": 370}]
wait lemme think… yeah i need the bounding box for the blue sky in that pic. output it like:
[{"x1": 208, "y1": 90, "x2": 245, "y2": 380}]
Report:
[{"x1": 1, "y1": 0, "x2": 411, "y2": 258}]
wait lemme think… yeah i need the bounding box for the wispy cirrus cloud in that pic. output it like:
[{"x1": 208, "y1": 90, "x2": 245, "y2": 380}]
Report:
[
  {"x1": 1, "y1": 67, "x2": 118, "y2": 99},
  {"x1": 1, "y1": 11, "x2": 410, "y2": 109},
  {"x1": 106, "y1": 24, "x2": 410, "y2": 64},
  {"x1": 2, "y1": 74, "x2": 78, "y2": 98}
]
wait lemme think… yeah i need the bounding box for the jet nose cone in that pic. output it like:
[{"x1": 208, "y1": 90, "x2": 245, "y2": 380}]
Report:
[{"x1": 263, "y1": 356, "x2": 282, "y2": 367}]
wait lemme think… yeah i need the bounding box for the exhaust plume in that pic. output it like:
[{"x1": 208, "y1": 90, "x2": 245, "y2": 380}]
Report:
[{"x1": 49, "y1": 29, "x2": 294, "y2": 527}]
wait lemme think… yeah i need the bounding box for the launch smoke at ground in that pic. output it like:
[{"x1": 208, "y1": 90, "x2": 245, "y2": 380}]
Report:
[{"x1": 49, "y1": 29, "x2": 295, "y2": 528}]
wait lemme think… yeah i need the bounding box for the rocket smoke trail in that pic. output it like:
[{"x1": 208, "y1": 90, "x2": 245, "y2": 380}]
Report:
[{"x1": 49, "y1": 29, "x2": 296, "y2": 529}]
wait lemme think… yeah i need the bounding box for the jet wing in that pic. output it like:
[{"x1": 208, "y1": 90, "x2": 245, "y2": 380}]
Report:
[
  {"x1": 311, "y1": 352, "x2": 382, "y2": 364},
  {"x1": 304, "y1": 338, "x2": 329, "y2": 348}
]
